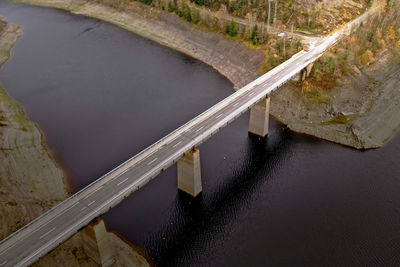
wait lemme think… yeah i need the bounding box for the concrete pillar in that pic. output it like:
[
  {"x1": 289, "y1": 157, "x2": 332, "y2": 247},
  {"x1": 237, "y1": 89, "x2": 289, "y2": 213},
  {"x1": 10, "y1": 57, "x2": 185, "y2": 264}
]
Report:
[
  {"x1": 292, "y1": 72, "x2": 301, "y2": 81},
  {"x1": 81, "y1": 218, "x2": 114, "y2": 266},
  {"x1": 248, "y1": 97, "x2": 270, "y2": 137},
  {"x1": 305, "y1": 62, "x2": 314, "y2": 77},
  {"x1": 301, "y1": 69, "x2": 307, "y2": 81},
  {"x1": 177, "y1": 148, "x2": 202, "y2": 197}
]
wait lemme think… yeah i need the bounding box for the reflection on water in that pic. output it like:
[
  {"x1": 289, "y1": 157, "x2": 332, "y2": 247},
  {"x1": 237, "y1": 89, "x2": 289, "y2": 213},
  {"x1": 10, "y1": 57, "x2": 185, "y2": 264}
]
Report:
[
  {"x1": 144, "y1": 123, "x2": 295, "y2": 266},
  {"x1": 1, "y1": 1, "x2": 400, "y2": 265}
]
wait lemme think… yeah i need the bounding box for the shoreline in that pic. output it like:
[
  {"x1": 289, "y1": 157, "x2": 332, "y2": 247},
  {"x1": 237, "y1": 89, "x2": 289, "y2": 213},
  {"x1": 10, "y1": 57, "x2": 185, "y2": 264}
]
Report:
[
  {"x1": 11, "y1": 0, "x2": 267, "y2": 90},
  {"x1": 0, "y1": 16, "x2": 149, "y2": 266},
  {"x1": 270, "y1": 47, "x2": 400, "y2": 149}
]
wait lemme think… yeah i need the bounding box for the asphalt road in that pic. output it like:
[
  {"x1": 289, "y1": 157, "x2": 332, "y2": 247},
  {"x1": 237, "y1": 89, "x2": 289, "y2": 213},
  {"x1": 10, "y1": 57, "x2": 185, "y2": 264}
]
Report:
[{"x1": 0, "y1": 32, "x2": 337, "y2": 266}]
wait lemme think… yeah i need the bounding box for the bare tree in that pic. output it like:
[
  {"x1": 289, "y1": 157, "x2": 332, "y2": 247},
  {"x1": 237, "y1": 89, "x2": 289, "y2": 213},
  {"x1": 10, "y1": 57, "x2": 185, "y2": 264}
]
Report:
[
  {"x1": 267, "y1": 0, "x2": 272, "y2": 31},
  {"x1": 273, "y1": 0, "x2": 278, "y2": 25}
]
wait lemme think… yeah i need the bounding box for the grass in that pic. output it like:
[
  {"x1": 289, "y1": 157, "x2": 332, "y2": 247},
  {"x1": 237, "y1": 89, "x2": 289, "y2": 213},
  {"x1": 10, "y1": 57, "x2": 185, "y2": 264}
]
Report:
[
  {"x1": 0, "y1": 86, "x2": 31, "y2": 127},
  {"x1": 321, "y1": 114, "x2": 353, "y2": 125}
]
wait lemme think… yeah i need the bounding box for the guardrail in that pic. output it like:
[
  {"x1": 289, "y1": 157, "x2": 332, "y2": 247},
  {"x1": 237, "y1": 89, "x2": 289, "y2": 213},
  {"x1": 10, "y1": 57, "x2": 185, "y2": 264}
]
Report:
[
  {"x1": 0, "y1": 46, "x2": 306, "y2": 256},
  {"x1": 0, "y1": 24, "x2": 342, "y2": 265}
]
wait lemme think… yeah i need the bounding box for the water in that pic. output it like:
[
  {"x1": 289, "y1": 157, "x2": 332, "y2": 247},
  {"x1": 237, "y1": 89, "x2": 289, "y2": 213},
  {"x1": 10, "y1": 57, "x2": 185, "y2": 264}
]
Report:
[{"x1": 1, "y1": 1, "x2": 400, "y2": 266}]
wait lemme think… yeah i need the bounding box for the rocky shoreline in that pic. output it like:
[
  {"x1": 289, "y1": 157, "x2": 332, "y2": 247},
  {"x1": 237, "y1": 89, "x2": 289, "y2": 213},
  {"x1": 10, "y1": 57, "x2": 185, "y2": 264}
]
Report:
[
  {"x1": 0, "y1": 17, "x2": 149, "y2": 266},
  {"x1": 271, "y1": 50, "x2": 400, "y2": 149}
]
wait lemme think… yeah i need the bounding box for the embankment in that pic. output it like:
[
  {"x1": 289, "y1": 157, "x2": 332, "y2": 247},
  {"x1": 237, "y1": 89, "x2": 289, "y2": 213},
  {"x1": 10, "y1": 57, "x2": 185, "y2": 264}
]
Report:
[
  {"x1": 271, "y1": 52, "x2": 400, "y2": 149},
  {"x1": 0, "y1": 17, "x2": 149, "y2": 266}
]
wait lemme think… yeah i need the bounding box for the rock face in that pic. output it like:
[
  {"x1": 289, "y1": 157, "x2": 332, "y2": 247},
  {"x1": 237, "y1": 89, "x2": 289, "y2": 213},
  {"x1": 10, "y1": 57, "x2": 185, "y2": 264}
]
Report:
[
  {"x1": 270, "y1": 52, "x2": 400, "y2": 149},
  {"x1": 0, "y1": 18, "x2": 149, "y2": 266}
]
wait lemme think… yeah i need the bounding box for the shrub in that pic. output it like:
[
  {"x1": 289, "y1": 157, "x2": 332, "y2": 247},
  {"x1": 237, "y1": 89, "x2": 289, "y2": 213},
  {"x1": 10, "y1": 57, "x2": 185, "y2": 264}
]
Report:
[
  {"x1": 225, "y1": 20, "x2": 238, "y2": 36},
  {"x1": 360, "y1": 49, "x2": 373, "y2": 65}
]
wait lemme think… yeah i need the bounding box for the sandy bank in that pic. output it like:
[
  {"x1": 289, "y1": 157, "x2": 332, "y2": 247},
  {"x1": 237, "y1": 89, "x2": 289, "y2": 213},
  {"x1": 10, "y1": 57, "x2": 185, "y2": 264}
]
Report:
[{"x1": 0, "y1": 17, "x2": 149, "y2": 266}]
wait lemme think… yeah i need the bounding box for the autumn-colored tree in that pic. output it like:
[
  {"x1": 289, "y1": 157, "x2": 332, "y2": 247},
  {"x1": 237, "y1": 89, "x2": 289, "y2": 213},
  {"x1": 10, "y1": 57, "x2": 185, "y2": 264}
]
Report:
[
  {"x1": 360, "y1": 49, "x2": 373, "y2": 65},
  {"x1": 302, "y1": 80, "x2": 312, "y2": 92},
  {"x1": 386, "y1": 26, "x2": 395, "y2": 42}
]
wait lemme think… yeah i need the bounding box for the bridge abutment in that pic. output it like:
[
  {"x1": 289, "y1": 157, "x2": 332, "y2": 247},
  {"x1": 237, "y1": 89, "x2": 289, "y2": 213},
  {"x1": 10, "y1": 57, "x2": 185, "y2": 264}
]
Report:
[
  {"x1": 81, "y1": 218, "x2": 114, "y2": 266},
  {"x1": 177, "y1": 148, "x2": 202, "y2": 197},
  {"x1": 248, "y1": 97, "x2": 270, "y2": 137}
]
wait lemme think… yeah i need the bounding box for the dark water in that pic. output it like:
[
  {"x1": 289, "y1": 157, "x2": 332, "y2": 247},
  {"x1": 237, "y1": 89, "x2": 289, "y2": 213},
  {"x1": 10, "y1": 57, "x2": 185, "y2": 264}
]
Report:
[{"x1": 1, "y1": 1, "x2": 400, "y2": 266}]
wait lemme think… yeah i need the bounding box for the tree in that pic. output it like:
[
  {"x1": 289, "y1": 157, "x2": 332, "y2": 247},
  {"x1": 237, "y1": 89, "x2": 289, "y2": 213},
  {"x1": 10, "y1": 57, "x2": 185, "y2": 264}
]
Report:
[
  {"x1": 167, "y1": 1, "x2": 175, "y2": 12},
  {"x1": 267, "y1": 0, "x2": 271, "y2": 31},
  {"x1": 360, "y1": 49, "x2": 373, "y2": 65},
  {"x1": 191, "y1": 8, "x2": 201, "y2": 24},
  {"x1": 168, "y1": 0, "x2": 178, "y2": 12},
  {"x1": 386, "y1": 0, "x2": 395, "y2": 11},
  {"x1": 251, "y1": 25, "x2": 258, "y2": 44},
  {"x1": 226, "y1": 20, "x2": 238, "y2": 36},
  {"x1": 181, "y1": 2, "x2": 192, "y2": 22},
  {"x1": 386, "y1": 26, "x2": 395, "y2": 42}
]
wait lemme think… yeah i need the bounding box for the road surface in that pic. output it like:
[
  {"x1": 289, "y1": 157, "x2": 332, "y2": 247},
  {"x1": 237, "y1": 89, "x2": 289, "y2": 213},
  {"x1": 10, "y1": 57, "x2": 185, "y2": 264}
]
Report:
[{"x1": 0, "y1": 31, "x2": 340, "y2": 266}]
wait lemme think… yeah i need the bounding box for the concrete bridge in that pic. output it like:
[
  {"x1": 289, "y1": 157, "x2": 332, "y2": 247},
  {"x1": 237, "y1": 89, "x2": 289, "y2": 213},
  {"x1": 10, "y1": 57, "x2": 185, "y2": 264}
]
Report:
[{"x1": 0, "y1": 6, "x2": 378, "y2": 265}]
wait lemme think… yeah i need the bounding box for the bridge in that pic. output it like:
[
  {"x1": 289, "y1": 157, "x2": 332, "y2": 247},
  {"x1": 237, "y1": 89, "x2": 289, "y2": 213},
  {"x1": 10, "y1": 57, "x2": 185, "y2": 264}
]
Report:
[{"x1": 0, "y1": 6, "x2": 376, "y2": 266}]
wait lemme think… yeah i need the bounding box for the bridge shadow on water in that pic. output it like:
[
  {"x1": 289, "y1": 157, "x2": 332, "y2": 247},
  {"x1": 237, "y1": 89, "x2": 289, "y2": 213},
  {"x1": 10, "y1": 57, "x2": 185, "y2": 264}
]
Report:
[{"x1": 143, "y1": 120, "x2": 298, "y2": 266}]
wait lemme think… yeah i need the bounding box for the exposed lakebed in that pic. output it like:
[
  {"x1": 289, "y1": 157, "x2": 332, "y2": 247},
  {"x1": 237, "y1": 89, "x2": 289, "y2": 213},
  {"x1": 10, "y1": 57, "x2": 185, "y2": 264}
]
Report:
[{"x1": 1, "y1": 1, "x2": 400, "y2": 265}]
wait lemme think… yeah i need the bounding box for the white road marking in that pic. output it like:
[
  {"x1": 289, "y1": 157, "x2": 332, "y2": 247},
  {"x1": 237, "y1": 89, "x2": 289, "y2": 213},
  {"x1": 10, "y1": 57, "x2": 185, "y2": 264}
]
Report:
[
  {"x1": 233, "y1": 102, "x2": 240, "y2": 107},
  {"x1": 0, "y1": 261, "x2": 7, "y2": 266},
  {"x1": 39, "y1": 228, "x2": 55, "y2": 240},
  {"x1": 147, "y1": 157, "x2": 158, "y2": 166},
  {"x1": 88, "y1": 200, "x2": 96, "y2": 206},
  {"x1": 81, "y1": 206, "x2": 87, "y2": 211},
  {"x1": 195, "y1": 126, "x2": 204, "y2": 133},
  {"x1": 117, "y1": 177, "x2": 129, "y2": 186},
  {"x1": 215, "y1": 113, "x2": 223, "y2": 119},
  {"x1": 249, "y1": 92, "x2": 255, "y2": 96},
  {"x1": 172, "y1": 140, "x2": 182, "y2": 148}
]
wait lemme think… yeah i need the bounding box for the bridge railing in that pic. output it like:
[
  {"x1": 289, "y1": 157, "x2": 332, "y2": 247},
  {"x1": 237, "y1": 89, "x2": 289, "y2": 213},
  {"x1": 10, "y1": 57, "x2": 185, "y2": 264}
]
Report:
[
  {"x1": 0, "y1": 29, "x2": 337, "y2": 258},
  {"x1": 0, "y1": 47, "x2": 306, "y2": 252}
]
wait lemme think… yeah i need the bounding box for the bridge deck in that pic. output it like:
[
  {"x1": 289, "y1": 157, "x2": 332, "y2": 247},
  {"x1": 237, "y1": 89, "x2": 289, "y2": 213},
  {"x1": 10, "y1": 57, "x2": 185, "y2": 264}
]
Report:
[{"x1": 0, "y1": 32, "x2": 339, "y2": 266}]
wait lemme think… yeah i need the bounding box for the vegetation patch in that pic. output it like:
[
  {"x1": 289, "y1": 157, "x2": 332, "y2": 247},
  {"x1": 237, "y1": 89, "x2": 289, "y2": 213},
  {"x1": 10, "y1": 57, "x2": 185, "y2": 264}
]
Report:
[
  {"x1": 299, "y1": 0, "x2": 400, "y2": 96},
  {"x1": 321, "y1": 114, "x2": 353, "y2": 125}
]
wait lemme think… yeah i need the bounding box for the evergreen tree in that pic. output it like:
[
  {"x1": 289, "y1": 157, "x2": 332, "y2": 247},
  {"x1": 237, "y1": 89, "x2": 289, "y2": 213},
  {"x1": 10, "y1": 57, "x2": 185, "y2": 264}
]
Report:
[
  {"x1": 251, "y1": 25, "x2": 258, "y2": 44},
  {"x1": 226, "y1": 20, "x2": 238, "y2": 36}
]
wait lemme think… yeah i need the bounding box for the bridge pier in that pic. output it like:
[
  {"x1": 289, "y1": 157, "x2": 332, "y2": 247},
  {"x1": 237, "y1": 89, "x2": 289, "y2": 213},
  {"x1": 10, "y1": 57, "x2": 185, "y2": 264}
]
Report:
[
  {"x1": 81, "y1": 218, "x2": 114, "y2": 266},
  {"x1": 177, "y1": 148, "x2": 202, "y2": 197},
  {"x1": 305, "y1": 62, "x2": 314, "y2": 78},
  {"x1": 292, "y1": 62, "x2": 314, "y2": 81},
  {"x1": 248, "y1": 97, "x2": 270, "y2": 137},
  {"x1": 300, "y1": 62, "x2": 314, "y2": 81}
]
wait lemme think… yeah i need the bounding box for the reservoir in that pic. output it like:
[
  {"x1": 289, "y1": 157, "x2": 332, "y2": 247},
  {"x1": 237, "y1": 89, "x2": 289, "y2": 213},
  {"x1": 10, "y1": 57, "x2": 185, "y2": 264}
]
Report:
[{"x1": 1, "y1": 1, "x2": 400, "y2": 265}]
